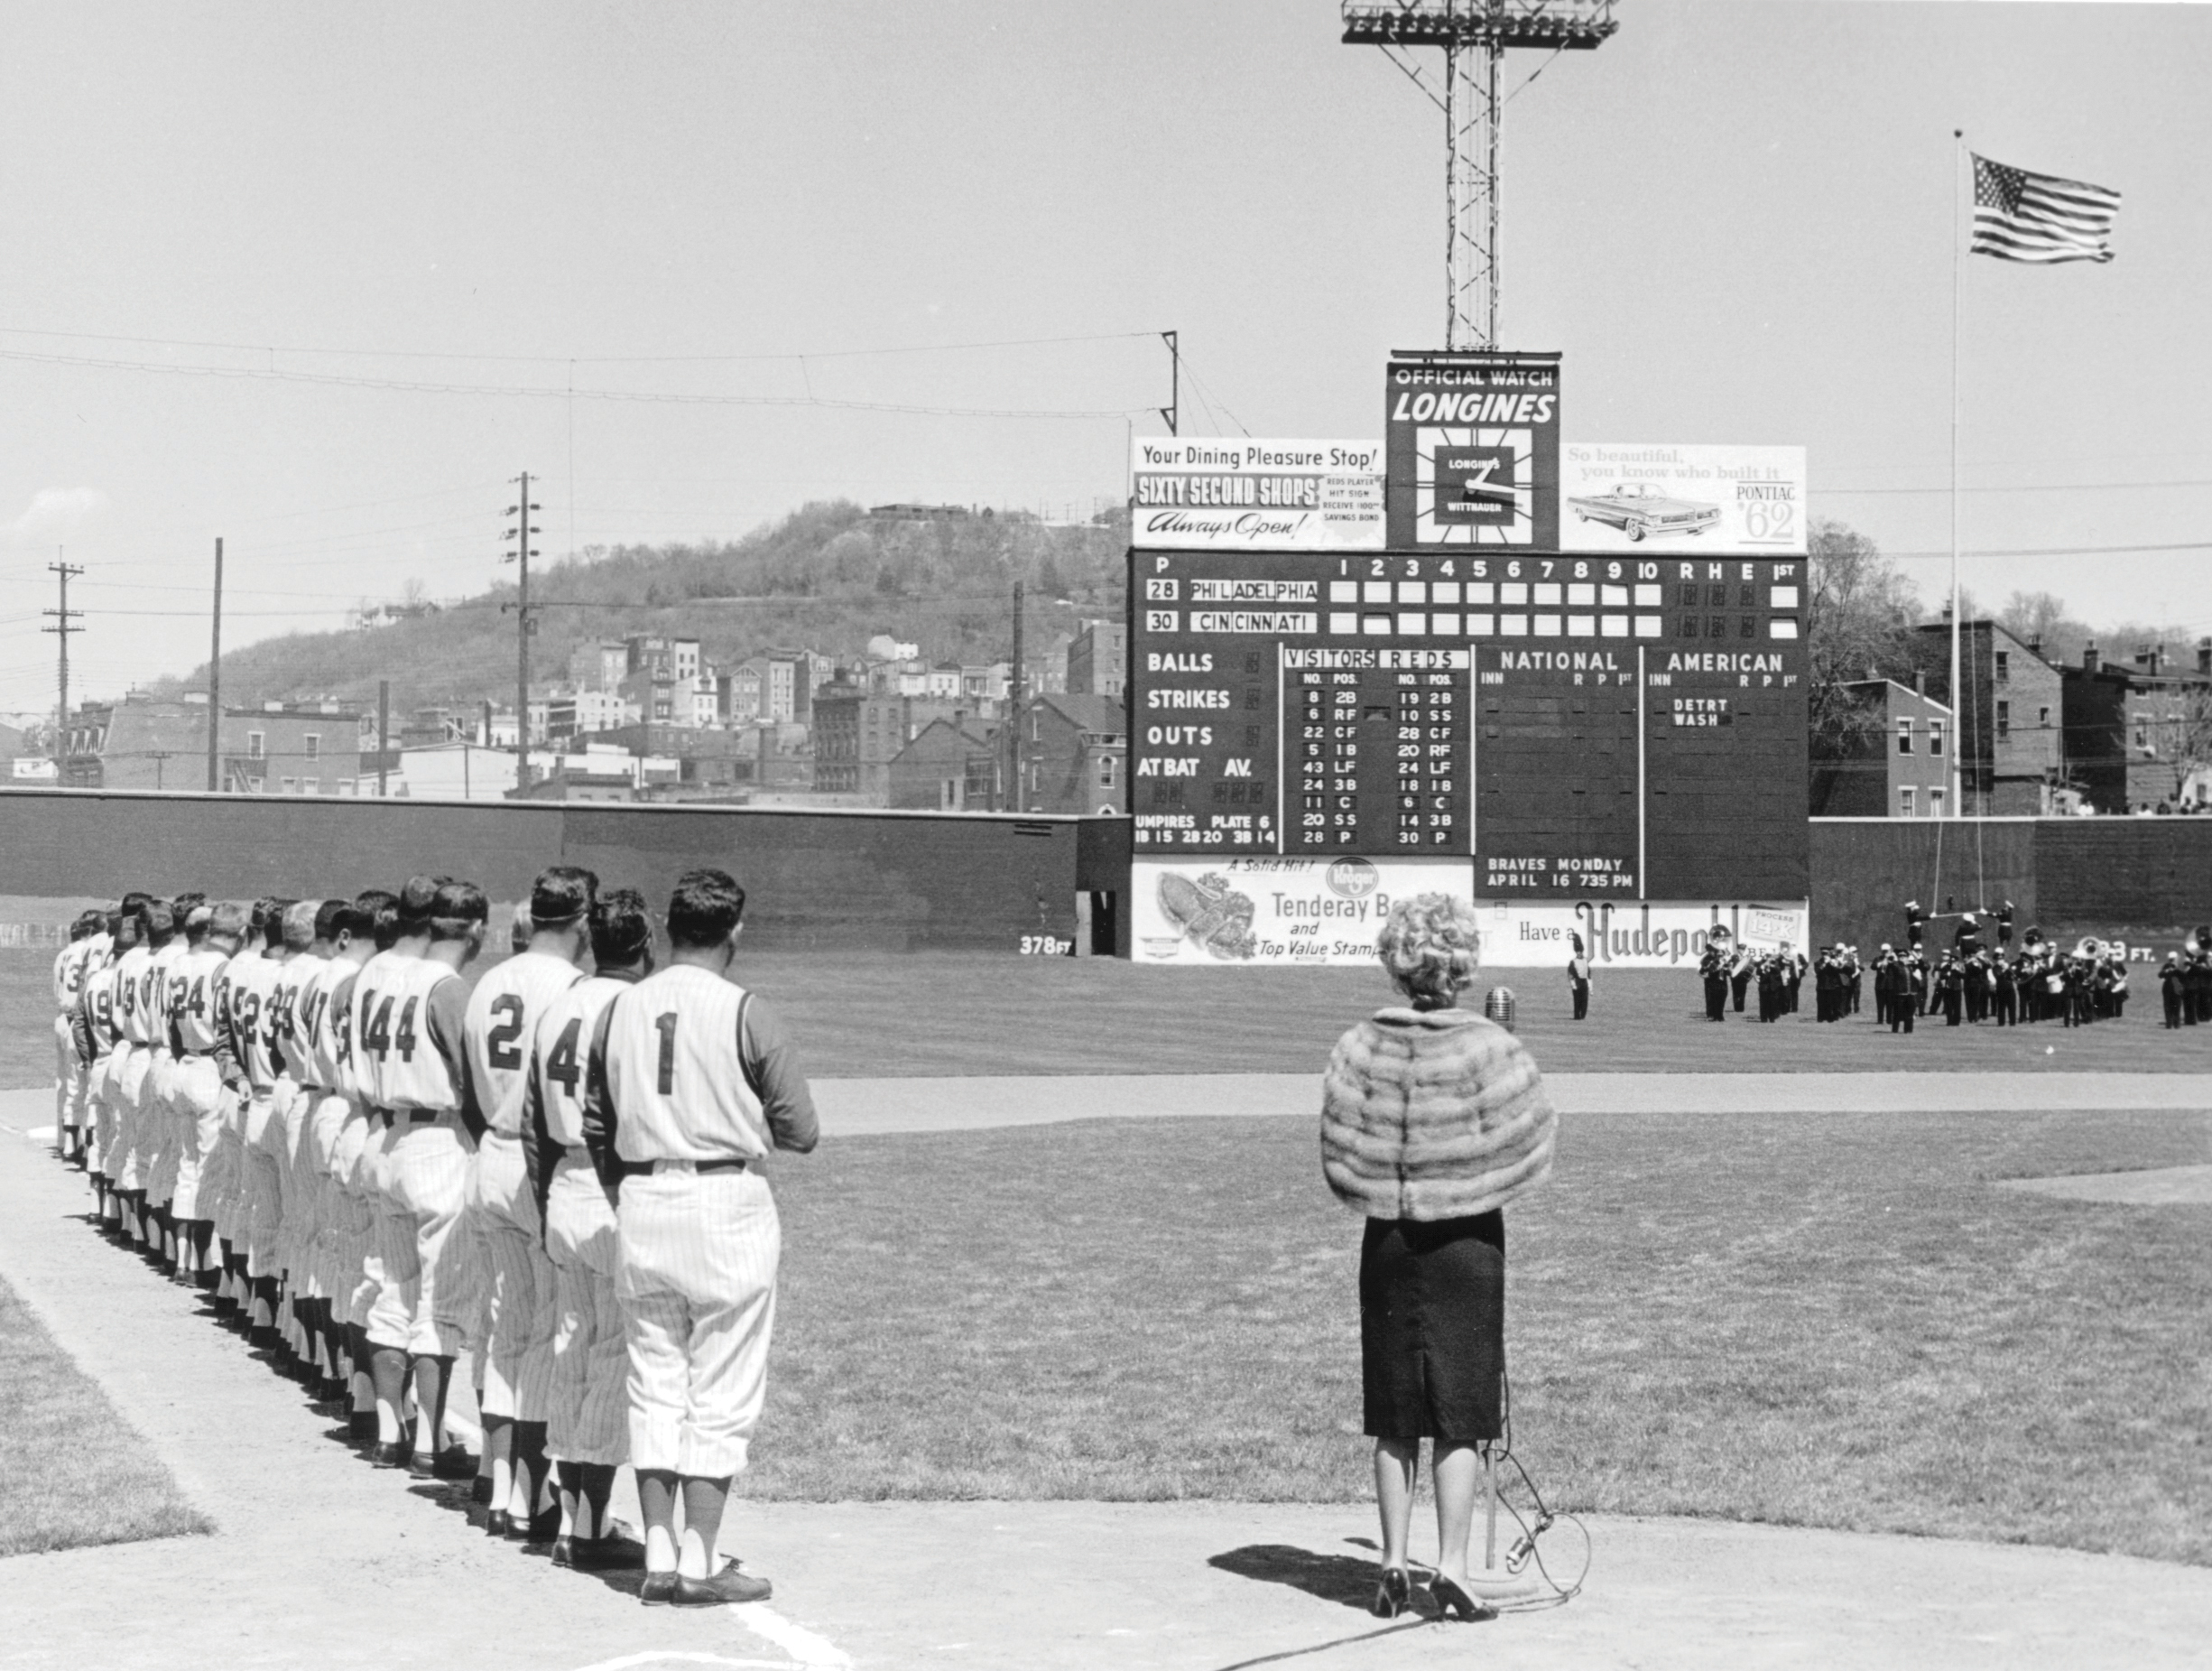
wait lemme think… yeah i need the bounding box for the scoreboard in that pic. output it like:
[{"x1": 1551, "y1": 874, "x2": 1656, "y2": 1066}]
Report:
[{"x1": 1128, "y1": 547, "x2": 1809, "y2": 901}]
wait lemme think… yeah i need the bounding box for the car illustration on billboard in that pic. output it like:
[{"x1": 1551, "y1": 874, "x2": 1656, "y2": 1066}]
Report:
[{"x1": 1566, "y1": 480, "x2": 1721, "y2": 542}]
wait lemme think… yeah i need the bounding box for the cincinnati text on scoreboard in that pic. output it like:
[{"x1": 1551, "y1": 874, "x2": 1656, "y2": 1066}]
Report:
[{"x1": 1127, "y1": 549, "x2": 1810, "y2": 901}]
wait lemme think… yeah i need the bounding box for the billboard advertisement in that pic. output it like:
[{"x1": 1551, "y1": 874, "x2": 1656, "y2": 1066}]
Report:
[
  {"x1": 1130, "y1": 438, "x2": 1384, "y2": 552},
  {"x1": 1560, "y1": 444, "x2": 1807, "y2": 554},
  {"x1": 1473, "y1": 898, "x2": 1811, "y2": 970},
  {"x1": 1133, "y1": 855, "x2": 1473, "y2": 966},
  {"x1": 1385, "y1": 351, "x2": 1560, "y2": 552}
]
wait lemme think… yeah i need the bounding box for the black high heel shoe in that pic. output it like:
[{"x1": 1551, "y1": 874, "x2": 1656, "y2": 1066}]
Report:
[
  {"x1": 1370, "y1": 1566, "x2": 1411, "y2": 1618},
  {"x1": 1428, "y1": 1574, "x2": 1497, "y2": 1623}
]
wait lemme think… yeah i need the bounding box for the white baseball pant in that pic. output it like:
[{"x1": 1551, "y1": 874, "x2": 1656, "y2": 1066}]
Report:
[
  {"x1": 615, "y1": 1165, "x2": 780, "y2": 1479},
  {"x1": 473, "y1": 1130, "x2": 560, "y2": 1421},
  {"x1": 545, "y1": 1154, "x2": 628, "y2": 1467},
  {"x1": 367, "y1": 1119, "x2": 474, "y2": 1358}
]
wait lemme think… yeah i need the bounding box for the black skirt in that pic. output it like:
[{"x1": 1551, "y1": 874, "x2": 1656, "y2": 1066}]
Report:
[{"x1": 1359, "y1": 1211, "x2": 1505, "y2": 1444}]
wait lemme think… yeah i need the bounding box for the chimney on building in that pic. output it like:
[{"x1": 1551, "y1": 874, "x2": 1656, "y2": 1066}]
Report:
[
  {"x1": 2083, "y1": 640, "x2": 2100, "y2": 673},
  {"x1": 2027, "y1": 632, "x2": 2043, "y2": 657},
  {"x1": 1912, "y1": 668, "x2": 1926, "y2": 697}
]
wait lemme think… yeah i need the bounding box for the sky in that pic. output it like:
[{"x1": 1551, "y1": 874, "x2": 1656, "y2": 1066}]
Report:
[{"x1": 1, "y1": 0, "x2": 2207, "y2": 721}]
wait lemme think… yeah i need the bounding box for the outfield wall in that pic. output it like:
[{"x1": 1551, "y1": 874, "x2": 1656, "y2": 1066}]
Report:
[
  {"x1": 0, "y1": 789, "x2": 1106, "y2": 953},
  {"x1": 1809, "y1": 817, "x2": 2212, "y2": 956},
  {"x1": 5, "y1": 790, "x2": 2203, "y2": 961}
]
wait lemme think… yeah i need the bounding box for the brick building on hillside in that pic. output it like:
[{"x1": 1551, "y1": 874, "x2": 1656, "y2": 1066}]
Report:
[
  {"x1": 1809, "y1": 679, "x2": 1955, "y2": 817},
  {"x1": 1016, "y1": 692, "x2": 1127, "y2": 815},
  {"x1": 1905, "y1": 619, "x2": 2062, "y2": 814},
  {"x1": 888, "y1": 716, "x2": 1002, "y2": 811},
  {"x1": 2060, "y1": 638, "x2": 2212, "y2": 813}
]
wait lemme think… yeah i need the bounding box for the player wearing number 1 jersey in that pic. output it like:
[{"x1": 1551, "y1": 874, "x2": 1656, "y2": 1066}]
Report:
[
  {"x1": 465, "y1": 866, "x2": 594, "y2": 1540},
  {"x1": 586, "y1": 868, "x2": 817, "y2": 1607}
]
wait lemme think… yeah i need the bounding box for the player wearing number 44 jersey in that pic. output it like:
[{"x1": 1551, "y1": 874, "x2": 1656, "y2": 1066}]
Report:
[
  {"x1": 358, "y1": 877, "x2": 489, "y2": 1481},
  {"x1": 465, "y1": 865, "x2": 596, "y2": 1542},
  {"x1": 586, "y1": 868, "x2": 817, "y2": 1608}
]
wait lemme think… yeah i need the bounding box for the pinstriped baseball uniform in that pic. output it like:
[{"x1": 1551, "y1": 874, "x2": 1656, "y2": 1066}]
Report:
[
  {"x1": 108, "y1": 944, "x2": 154, "y2": 1193},
  {"x1": 465, "y1": 949, "x2": 582, "y2": 1422},
  {"x1": 523, "y1": 971, "x2": 636, "y2": 1467},
  {"x1": 229, "y1": 951, "x2": 290, "y2": 1276},
  {"x1": 269, "y1": 952, "x2": 328, "y2": 1288},
  {"x1": 53, "y1": 936, "x2": 94, "y2": 1136},
  {"x1": 61, "y1": 933, "x2": 110, "y2": 1146},
  {"x1": 299, "y1": 956, "x2": 363, "y2": 1306},
  {"x1": 361, "y1": 953, "x2": 480, "y2": 1357},
  {"x1": 206, "y1": 943, "x2": 264, "y2": 1247},
  {"x1": 143, "y1": 940, "x2": 188, "y2": 1211},
  {"x1": 350, "y1": 949, "x2": 418, "y2": 1342},
  {"x1": 589, "y1": 964, "x2": 818, "y2": 1478},
  {"x1": 165, "y1": 943, "x2": 233, "y2": 1222},
  {"x1": 84, "y1": 952, "x2": 125, "y2": 1180}
]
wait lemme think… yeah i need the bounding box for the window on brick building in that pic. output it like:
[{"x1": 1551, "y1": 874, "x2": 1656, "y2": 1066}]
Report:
[
  {"x1": 1929, "y1": 788, "x2": 1945, "y2": 818},
  {"x1": 247, "y1": 730, "x2": 265, "y2": 759},
  {"x1": 303, "y1": 733, "x2": 320, "y2": 761},
  {"x1": 1929, "y1": 719, "x2": 1945, "y2": 757},
  {"x1": 1995, "y1": 651, "x2": 2009, "y2": 682},
  {"x1": 1899, "y1": 785, "x2": 1916, "y2": 816},
  {"x1": 2039, "y1": 706, "x2": 2050, "y2": 728},
  {"x1": 1996, "y1": 701, "x2": 2010, "y2": 737},
  {"x1": 1896, "y1": 719, "x2": 1913, "y2": 755}
]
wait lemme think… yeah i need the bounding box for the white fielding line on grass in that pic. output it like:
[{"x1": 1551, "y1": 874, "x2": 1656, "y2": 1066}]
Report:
[{"x1": 571, "y1": 1654, "x2": 802, "y2": 1671}]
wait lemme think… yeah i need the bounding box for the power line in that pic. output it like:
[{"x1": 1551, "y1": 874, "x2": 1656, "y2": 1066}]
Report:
[
  {"x1": 1873, "y1": 541, "x2": 2212, "y2": 560},
  {"x1": 0, "y1": 347, "x2": 1149, "y2": 420},
  {"x1": 1820, "y1": 478, "x2": 2212, "y2": 496},
  {"x1": 0, "y1": 322, "x2": 1160, "y2": 366}
]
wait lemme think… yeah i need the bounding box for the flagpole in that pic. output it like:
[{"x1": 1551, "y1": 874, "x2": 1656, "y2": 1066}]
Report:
[{"x1": 1950, "y1": 129, "x2": 1965, "y2": 820}]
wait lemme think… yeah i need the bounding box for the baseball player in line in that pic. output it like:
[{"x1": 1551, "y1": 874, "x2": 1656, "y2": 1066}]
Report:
[
  {"x1": 53, "y1": 868, "x2": 818, "y2": 1609},
  {"x1": 585, "y1": 867, "x2": 818, "y2": 1607}
]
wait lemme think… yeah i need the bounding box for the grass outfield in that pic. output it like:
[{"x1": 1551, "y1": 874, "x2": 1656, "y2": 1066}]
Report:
[
  {"x1": 5, "y1": 947, "x2": 2209, "y2": 1089},
  {"x1": 0, "y1": 1273, "x2": 212, "y2": 1556},
  {"x1": 754, "y1": 1105, "x2": 2212, "y2": 1565}
]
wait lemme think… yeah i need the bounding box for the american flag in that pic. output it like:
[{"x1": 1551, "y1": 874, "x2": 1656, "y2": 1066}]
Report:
[{"x1": 1971, "y1": 153, "x2": 2122, "y2": 265}]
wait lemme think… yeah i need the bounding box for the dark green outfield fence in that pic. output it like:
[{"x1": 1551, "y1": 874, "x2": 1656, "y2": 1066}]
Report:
[
  {"x1": 1809, "y1": 817, "x2": 2212, "y2": 955},
  {"x1": 0, "y1": 789, "x2": 1134, "y2": 954},
  {"x1": 4, "y1": 789, "x2": 2203, "y2": 958}
]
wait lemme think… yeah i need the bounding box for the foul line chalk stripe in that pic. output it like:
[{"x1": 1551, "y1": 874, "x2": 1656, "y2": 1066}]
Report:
[
  {"x1": 733, "y1": 1604, "x2": 854, "y2": 1669},
  {"x1": 570, "y1": 1652, "x2": 801, "y2": 1671}
]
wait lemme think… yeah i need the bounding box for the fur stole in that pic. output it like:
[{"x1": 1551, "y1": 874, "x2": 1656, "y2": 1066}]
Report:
[{"x1": 1319, "y1": 1006, "x2": 1555, "y2": 1221}]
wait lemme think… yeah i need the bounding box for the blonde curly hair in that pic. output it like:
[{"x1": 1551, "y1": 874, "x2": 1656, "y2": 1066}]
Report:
[{"x1": 1376, "y1": 893, "x2": 1483, "y2": 1004}]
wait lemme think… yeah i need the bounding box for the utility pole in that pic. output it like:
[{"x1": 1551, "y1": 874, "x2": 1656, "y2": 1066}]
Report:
[
  {"x1": 207, "y1": 537, "x2": 224, "y2": 791},
  {"x1": 1006, "y1": 580, "x2": 1025, "y2": 812},
  {"x1": 1160, "y1": 330, "x2": 1179, "y2": 436},
  {"x1": 42, "y1": 554, "x2": 85, "y2": 773},
  {"x1": 504, "y1": 473, "x2": 541, "y2": 790},
  {"x1": 376, "y1": 680, "x2": 391, "y2": 798}
]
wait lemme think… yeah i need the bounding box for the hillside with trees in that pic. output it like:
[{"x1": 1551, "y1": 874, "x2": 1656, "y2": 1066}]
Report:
[{"x1": 151, "y1": 502, "x2": 1130, "y2": 717}]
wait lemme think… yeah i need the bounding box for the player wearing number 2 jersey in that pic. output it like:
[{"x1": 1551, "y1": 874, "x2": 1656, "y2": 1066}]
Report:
[
  {"x1": 465, "y1": 865, "x2": 594, "y2": 1540},
  {"x1": 586, "y1": 868, "x2": 817, "y2": 1608}
]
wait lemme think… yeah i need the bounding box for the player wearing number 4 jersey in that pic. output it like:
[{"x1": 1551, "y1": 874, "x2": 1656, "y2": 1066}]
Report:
[
  {"x1": 523, "y1": 887, "x2": 653, "y2": 1570},
  {"x1": 465, "y1": 865, "x2": 595, "y2": 1541},
  {"x1": 586, "y1": 868, "x2": 817, "y2": 1608}
]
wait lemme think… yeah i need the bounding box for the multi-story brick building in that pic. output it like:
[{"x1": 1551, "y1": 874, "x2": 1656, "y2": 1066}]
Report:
[
  {"x1": 1906, "y1": 618, "x2": 2063, "y2": 814},
  {"x1": 2060, "y1": 638, "x2": 2212, "y2": 813},
  {"x1": 1809, "y1": 678, "x2": 1956, "y2": 817},
  {"x1": 888, "y1": 716, "x2": 1003, "y2": 811},
  {"x1": 1066, "y1": 619, "x2": 1126, "y2": 700}
]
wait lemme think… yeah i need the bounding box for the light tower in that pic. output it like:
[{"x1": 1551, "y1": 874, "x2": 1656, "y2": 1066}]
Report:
[{"x1": 1342, "y1": 2, "x2": 1616, "y2": 349}]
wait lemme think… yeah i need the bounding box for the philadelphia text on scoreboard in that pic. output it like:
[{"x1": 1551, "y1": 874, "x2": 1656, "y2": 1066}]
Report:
[{"x1": 1125, "y1": 353, "x2": 1811, "y2": 968}]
